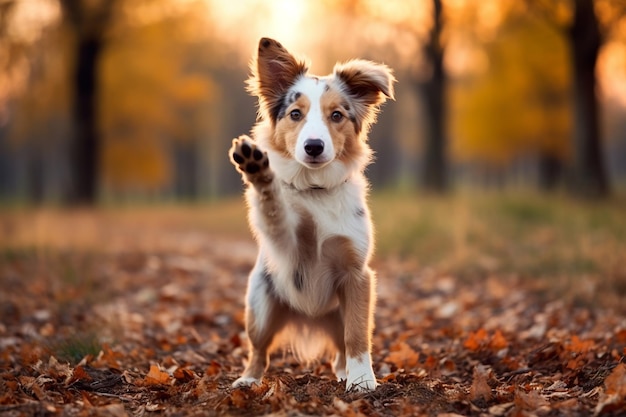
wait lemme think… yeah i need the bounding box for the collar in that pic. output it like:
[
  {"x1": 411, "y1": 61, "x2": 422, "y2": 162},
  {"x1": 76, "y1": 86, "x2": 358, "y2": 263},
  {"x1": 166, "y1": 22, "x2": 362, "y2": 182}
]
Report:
[{"x1": 281, "y1": 177, "x2": 349, "y2": 192}]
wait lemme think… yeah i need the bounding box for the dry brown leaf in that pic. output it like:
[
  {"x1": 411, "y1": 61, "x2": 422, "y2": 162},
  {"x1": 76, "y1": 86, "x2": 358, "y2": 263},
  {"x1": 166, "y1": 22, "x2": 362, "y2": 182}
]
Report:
[
  {"x1": 384, "y1": 342, "x2": 419, "y2": 369},
  {"x1": 594, "y1": 363, "x2": 626, "y2": 416},
  {"x1": 469, "y1": 365, "x2": 493, "y2": 402},
  {"x1": 464, "y1": 328, "x2": 488, "y2": 351},
  {"x1": 94, "y1": 344, "x2": 124, "y2": 369},
  {"x1": 515, "y1": 389, "x2": 549, "y2": 410},
  {"x1": 423, "y1": 355, "x2": 438, "y2": 371},
  {"x1": 605, "y1": 363, "x2": 626, "y2": 396},
  {"x1": 488, "y1": 402, "x2": 514, "y2": 416},
  {"x1": 144, "y1": 364, "x2": 172, "y2": 386},
  {"x1": 205, "y1": 360, "x2": 222, "y2": 376},
  {"x1": 96, "y1": 403, "x2": 129, "y2": 417},
  {"x1": 566, "y1": 335, "x2": 595, "y2": 354},
  {"x1": 173, "y1": 367, "x2": 197, "y2": 382},
  {"x1": 67, "y1": 365, "x2": 93, "y2": 386},
  {"x1": 229, "y1": 389, "x2": 250, "y2": 408},
  {"x1": 489, "y1": 330, "x2": 508, "y2": 350}
]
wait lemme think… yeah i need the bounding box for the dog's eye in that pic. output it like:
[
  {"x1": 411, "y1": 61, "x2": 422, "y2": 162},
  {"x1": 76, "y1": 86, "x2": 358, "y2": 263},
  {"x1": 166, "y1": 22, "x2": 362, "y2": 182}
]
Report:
[
  {"x1": 331, "y1": 111, "x2": 343, "y2": 123},
  {"x1": 290, "y1": 109, "x2": 302, "y2": 121}
]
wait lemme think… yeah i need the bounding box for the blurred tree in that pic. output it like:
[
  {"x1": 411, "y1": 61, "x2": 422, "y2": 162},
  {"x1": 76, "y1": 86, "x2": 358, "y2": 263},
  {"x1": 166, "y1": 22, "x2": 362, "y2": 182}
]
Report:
[
  {"x1": 451, "y1": 8, "x2": 571, "y2": 190},
  {"x1": 527, "y1": 0, "x2": 625, "y2": 198},
  {"x1": 0, "y1": 0, "x2": 72, "y2": 203},
  {"x1": 317, "y1": 0, "x2": 444, "y2": 191},
  {"x1": 59, "y1": 0, "x2": 118, "y2": 204},
  {"x1": 98, "y1": 5, "x2": 222, "y2": 199},
  {"x1": 568, "y1": 0, "x2": 608, "y2": 197},
  {"x1": 9, "y1": 27, "x2": 72, "y2": 204},
  {"x1": 420, "y1": 0, "x2": 448, "y2": 192},
  {"x1": 0, "y1": 0, "x2": 18, "y2": 199}
]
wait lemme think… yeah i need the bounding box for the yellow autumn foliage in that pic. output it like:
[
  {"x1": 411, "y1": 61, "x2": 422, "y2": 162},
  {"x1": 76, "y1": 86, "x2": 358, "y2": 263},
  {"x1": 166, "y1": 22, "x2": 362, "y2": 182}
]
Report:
[
  {"x1": 451, "y1": 11, "x2": 572, "y2": 166},
  {"x1": 99, "y1": 6, "x2": 216, "y2": 192}
]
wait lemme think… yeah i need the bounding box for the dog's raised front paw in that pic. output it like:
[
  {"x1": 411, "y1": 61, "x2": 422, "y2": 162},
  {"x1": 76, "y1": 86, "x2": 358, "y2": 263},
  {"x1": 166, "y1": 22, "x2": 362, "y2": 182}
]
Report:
[{"x1": 229, "y1": 135, "x2": 272, "y2": 183}]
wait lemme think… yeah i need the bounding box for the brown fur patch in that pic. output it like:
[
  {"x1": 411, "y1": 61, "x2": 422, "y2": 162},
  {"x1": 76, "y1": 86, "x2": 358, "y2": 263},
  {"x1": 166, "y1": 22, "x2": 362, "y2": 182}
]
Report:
[
  {"x1": 341, "y1": 269, "x2": 374, "y2": 357},
  {"x1": 332, "y1": 60, "x2": 395, "y2": 134},
  {"x1": 321, "y1": 235, "x2": 364, "y2": 277},
  {"x1": 320, "y1": 88, "x2": 363, "y2": 164},
  {"x1": 322, "y1": 236, "x2": 373, "y2": 357},
  {"x1": 247, "y1": 38, "x2": 308, "y2": 123},
  {"x1": 243, "y1": 293, "x2": 290, "y2": 380},
  {"x1": 294, "y1": 208, "x2": 318, "y2": 290},
  {"x1": 272, "y1": 95, "x2": 311, "y2": 157}
]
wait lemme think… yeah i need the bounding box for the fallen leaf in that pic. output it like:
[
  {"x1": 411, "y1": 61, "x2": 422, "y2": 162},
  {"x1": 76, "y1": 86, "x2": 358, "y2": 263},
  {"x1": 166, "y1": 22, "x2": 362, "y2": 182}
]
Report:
[
  {"x1": 464, "y1": 328, "x2": 488, "y2": 351},
  {"x1": 144, "y1": 364, "x2": 172, "y2": 386},
  {"x1": 605, "y1": 363, "x2": 626, "y2": 396},
  {"x1": 566, "y1": 335, "x2": 595, "y2": 354},
  {"x1": 384, "y1": 342, "x2": 419, "y2": 369},
  {"x1": 489, "y1": 330, "x2": 508, "y2": 350},
  {"x1": 229, "y1": 388, "x2": 250, "y2": 408},
  {"x1": 94, "y1": 344, "x2": 124, "y2": 369},
  {"x1": 515, "y1": 389, "x2": 549, "y2": 410},
  {"x1": 470, "y1": 364, "x2": 493, "y2": 402},
  {"x1": 67, "y1": 365, "x2": 93, "y2": 385},
  {"x1": 594, "y1": 363, "x2": 626, "y2": 416},
  {"x1": 205, "y1": 360, "x2": 222, "y2": 376},
  {"x1": 488, "y1": 402, "x2": 514, "y2": 416},
  {"x1": 173, "y1": 367, "x2": 197, "y2": 382}
]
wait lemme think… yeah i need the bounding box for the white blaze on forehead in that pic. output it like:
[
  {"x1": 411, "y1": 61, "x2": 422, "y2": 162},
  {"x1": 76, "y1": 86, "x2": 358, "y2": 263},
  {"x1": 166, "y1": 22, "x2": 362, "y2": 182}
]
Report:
[{"x1": 290, "y1": 77, "x2": 335, "y2": 166}]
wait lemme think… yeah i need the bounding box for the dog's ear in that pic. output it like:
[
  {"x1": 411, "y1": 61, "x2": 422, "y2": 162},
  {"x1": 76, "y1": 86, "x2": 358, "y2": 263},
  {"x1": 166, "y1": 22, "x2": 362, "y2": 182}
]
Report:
[
  {"x1": 247, "y1": 38, "x2": 308, "y2": 123},
  {"x1": 334, "y1": 60, "x2": 396, "y2": 133}
]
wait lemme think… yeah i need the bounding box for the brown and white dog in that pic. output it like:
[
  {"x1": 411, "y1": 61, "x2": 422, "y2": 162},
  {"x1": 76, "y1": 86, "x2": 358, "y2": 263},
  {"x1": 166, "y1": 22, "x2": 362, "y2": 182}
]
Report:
[{"x1": 229, "y1": 38, "x2": 395, "y2": 392}]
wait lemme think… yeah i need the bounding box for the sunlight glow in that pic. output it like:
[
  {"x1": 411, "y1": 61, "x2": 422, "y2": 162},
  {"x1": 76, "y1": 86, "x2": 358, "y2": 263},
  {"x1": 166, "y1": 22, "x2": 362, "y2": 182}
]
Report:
[
  {"x1": 206, "y1": 0, "x2": 310, "y2": 55},
  {"x1": 6, "y1": 0, "x2": 60, "y2": 43},
  {"x1": 599, "y1": 41, "x2": 626, "y2": 106}
]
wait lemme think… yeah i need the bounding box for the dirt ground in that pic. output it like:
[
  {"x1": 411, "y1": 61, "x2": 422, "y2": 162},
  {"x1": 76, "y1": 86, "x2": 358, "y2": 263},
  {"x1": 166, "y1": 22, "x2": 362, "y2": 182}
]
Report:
[{"x1": 1, "y1": 208, "x2": 625, "y2": 416}]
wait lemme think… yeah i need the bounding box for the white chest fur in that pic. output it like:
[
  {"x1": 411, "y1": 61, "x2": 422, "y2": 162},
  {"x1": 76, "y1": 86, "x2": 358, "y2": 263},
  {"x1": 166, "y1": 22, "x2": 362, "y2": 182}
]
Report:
[{"x1": 247, "y1": 176, "x2": 372, "y2": 316}]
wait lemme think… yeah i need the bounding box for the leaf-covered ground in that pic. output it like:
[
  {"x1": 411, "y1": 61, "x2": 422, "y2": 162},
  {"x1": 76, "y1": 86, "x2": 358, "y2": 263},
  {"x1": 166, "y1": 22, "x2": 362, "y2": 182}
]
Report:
[{"x1": 1, "y1": 199, "x2": 625, "y2": 416}]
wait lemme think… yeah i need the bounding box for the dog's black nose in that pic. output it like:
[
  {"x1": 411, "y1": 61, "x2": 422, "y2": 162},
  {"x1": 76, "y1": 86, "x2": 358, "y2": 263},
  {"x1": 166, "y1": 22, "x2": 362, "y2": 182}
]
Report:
[{"x1": 304, "y1": 139, "x2": 324, "y2": 157}]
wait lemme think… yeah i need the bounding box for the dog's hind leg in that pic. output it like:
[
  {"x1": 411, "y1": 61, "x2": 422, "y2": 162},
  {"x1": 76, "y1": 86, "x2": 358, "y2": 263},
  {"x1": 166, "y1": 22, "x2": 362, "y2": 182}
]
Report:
[
  {"x1": 318, "y1": 309, "x2": 347, "y2": 381},
  {"x1": 322, "y1": 236, "x2": 378, "y2": 392},
  {"x1": 340, "y1": 267, "x2": 377, "y2": 392},
  {"x1": 233, "y1": 262, "x2": 287, "y2": 388}
]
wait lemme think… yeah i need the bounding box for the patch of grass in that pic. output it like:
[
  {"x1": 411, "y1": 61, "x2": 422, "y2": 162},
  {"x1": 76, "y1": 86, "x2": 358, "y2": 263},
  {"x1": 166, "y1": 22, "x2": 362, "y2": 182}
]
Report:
[
  {"x1": 370, "y1": 189, "x2": 626, "y2": 310},
  {"x1": 371, "y1": 190, "x2": 625, "y2": 278},
  {"x1": 493, "y1": 196, "x2": 556, "y2": 225},
  {"x1": 51, "y1": 333, "x2": 102, "y2": 365},
  {"x1": 1, "y1": 191, "x2": 624, "y2": 310}
]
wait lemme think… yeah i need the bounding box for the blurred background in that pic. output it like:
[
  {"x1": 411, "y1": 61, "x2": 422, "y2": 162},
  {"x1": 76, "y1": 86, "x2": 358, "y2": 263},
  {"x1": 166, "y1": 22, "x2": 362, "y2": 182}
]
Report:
[{"x1": 1, "y1": 0, "x2": 625, "y2": 205}]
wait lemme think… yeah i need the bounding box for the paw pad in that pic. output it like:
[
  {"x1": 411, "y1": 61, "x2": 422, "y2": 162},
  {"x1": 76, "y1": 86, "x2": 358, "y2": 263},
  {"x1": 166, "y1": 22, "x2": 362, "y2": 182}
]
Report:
[{"x1": 230, "y1": 136, "x2": 270, "y2": 179}]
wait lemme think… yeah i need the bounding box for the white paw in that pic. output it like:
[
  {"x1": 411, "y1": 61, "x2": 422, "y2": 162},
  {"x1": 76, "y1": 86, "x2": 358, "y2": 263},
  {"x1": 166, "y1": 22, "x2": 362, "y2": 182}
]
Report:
[
  {"x1": 347, "y1": 376, "x2": 378, "y2": 392},
  {"x1": 335, "y1": 369, "x2": 347, "y2": 382},
  {"x1": 232, "y1": 376, "x2": 261, "y2": 388},
  {"x1": 346, "y1": 353, "x2": 378, "y2": 392}
]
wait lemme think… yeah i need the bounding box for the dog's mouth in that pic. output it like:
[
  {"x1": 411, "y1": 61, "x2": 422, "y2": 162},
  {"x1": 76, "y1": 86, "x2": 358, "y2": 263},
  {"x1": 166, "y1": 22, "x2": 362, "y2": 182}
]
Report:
[{"x1": 301, "y1": 157, "x2": 332, "y2": 169}]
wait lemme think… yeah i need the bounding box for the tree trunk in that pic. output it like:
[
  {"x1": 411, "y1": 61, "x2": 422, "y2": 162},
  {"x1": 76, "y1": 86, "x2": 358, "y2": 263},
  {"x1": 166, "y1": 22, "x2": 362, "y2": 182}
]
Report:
[
  {"x1": 69, "y1": 35, "x2": 102, "y2": 204},
  {"x1": 60, "y1": 0, "x2": 116, "y2": 205},
  {"x1": 568, "y1": 0, "x2": 609, "y2": 198},
  {"x1": 420, "y1": 0, "x2": 447, "y2": 192},
  {"x1": 538, "y1": 152, "x2": 561, "y2": 191},
  {"x1": 173, "y1": 140, "x2": 199, "y2": 200}
]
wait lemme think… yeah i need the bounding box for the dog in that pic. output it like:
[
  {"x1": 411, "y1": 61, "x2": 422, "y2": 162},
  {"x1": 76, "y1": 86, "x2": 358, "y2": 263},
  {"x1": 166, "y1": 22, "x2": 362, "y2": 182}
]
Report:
[{"x1": 229, "y1": 38, "x2": 395, "y2": 392}]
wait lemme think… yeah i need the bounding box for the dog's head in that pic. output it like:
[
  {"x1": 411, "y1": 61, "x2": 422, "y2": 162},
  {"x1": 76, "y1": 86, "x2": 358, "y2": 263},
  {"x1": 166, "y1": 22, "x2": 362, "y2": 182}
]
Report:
[{"x1": 247, "y1": 38, "x2": 395, "y2": 181}]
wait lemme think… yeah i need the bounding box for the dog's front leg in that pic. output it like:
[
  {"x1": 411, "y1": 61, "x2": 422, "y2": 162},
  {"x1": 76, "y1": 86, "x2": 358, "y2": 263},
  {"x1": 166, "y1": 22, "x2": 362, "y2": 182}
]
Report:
[{"x1": 230, "y1": 135, "x2": 294, "y2": 246}]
